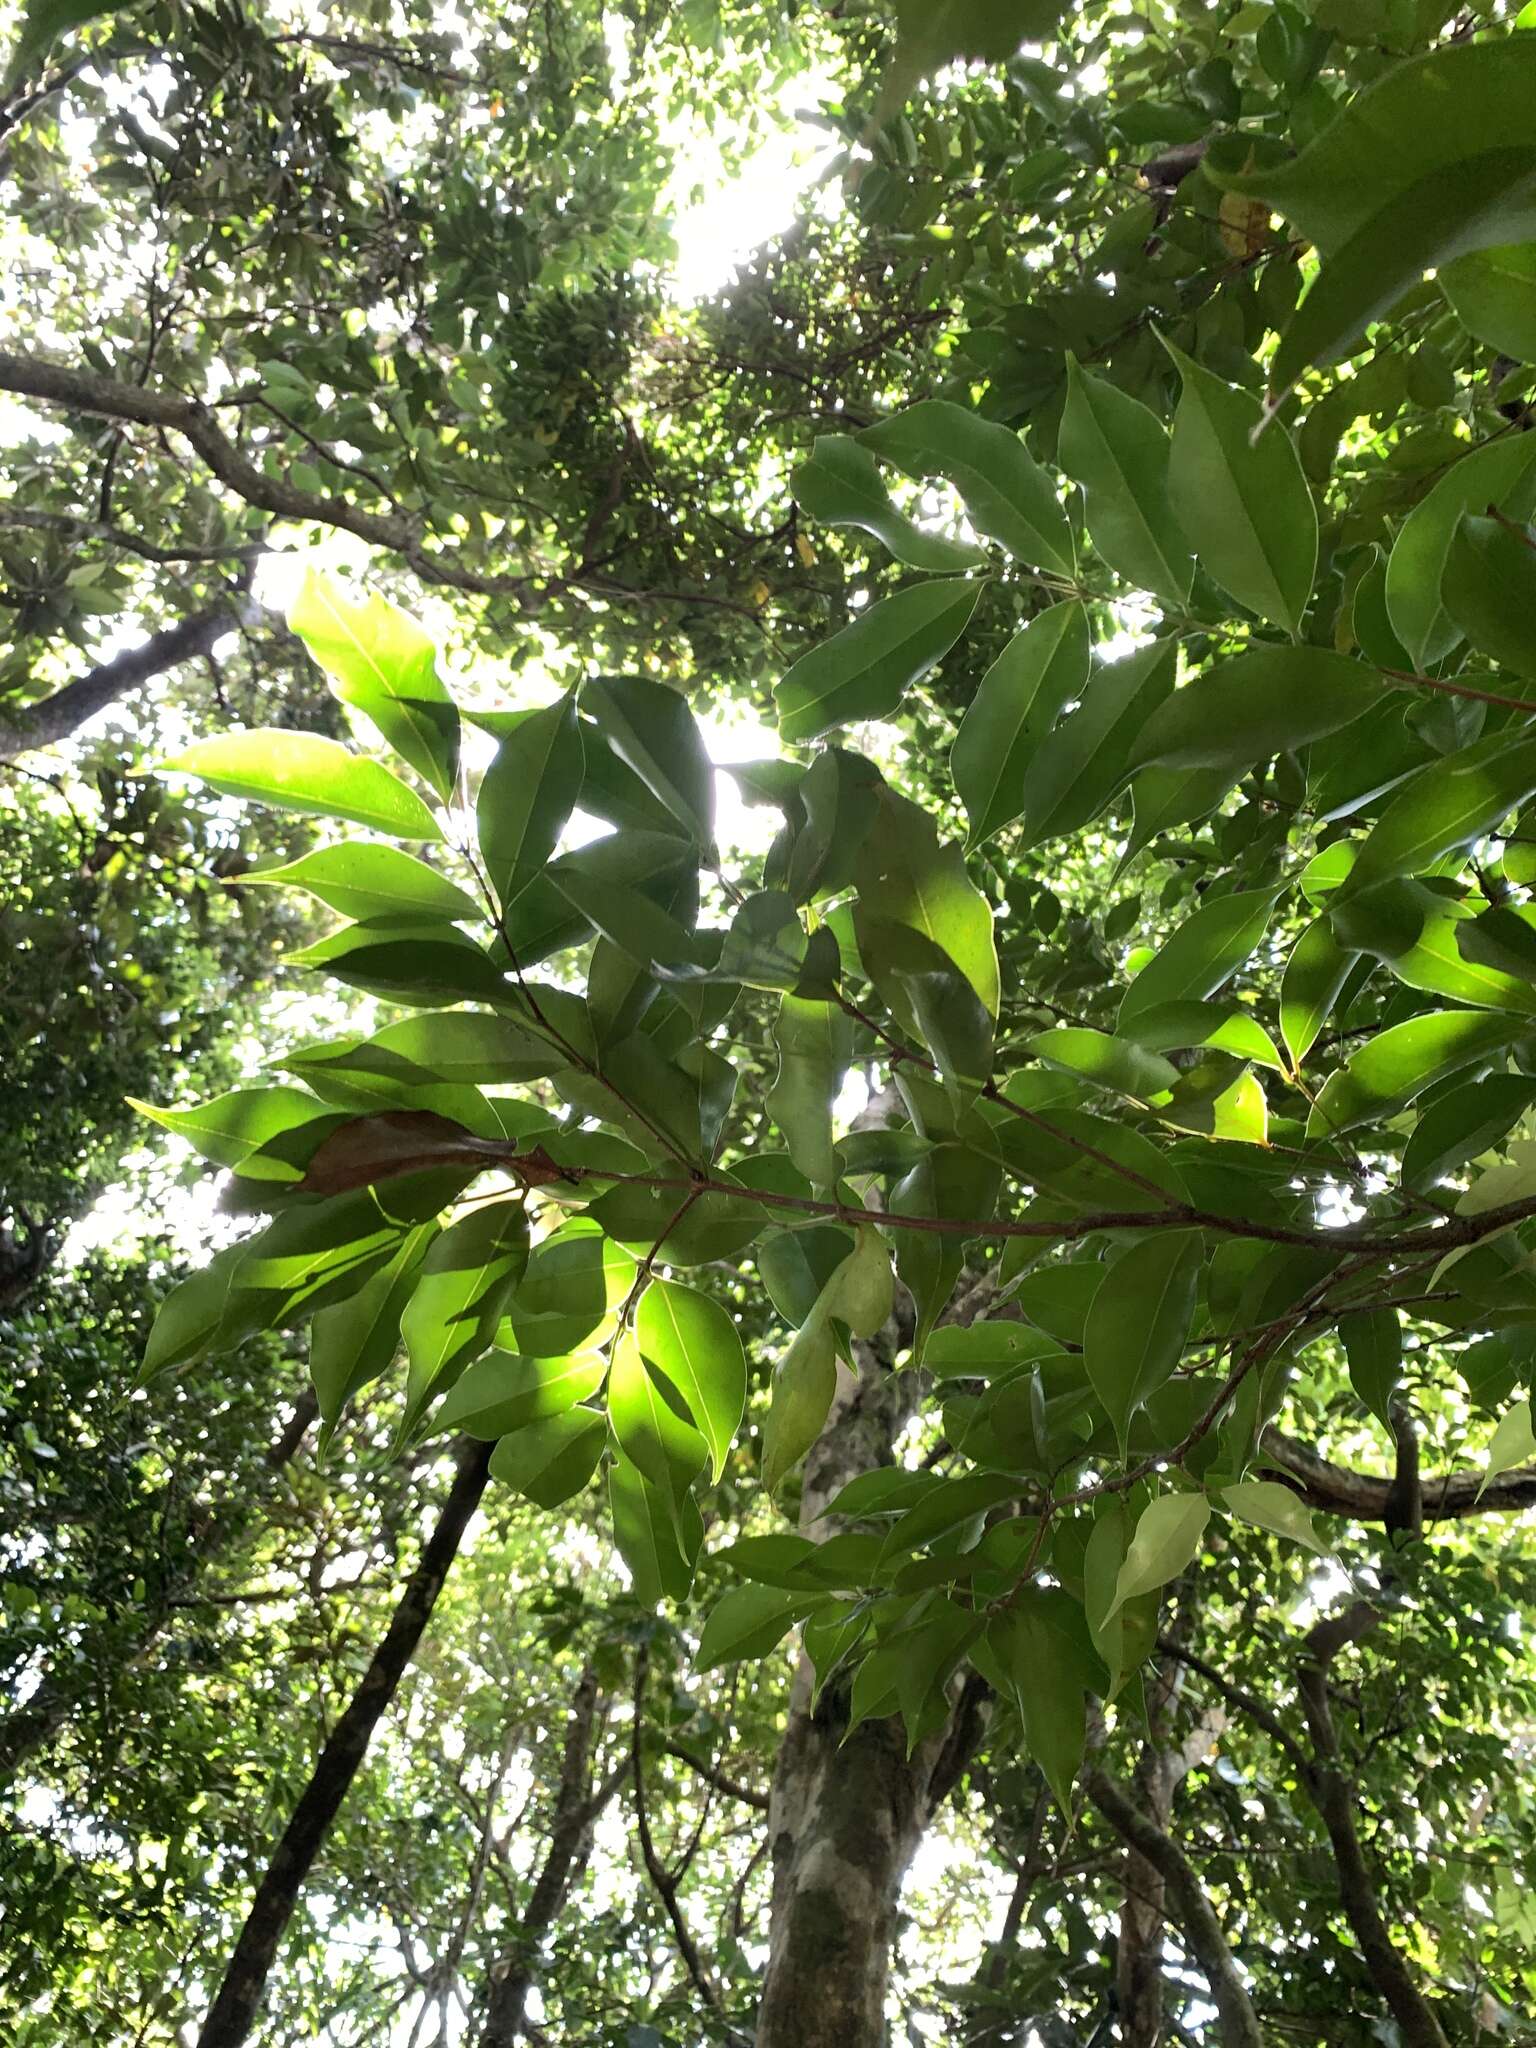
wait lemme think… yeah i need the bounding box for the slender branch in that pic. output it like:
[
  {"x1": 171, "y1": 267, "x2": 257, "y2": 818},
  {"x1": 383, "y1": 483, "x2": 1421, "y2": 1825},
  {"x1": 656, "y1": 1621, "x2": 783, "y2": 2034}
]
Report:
[
  {"x1": 662, "y1": 1741, "x2": 771, "y2": 1814},
  {"x1": 0, "y1": 599, "x2": 243, "y2": 760},
  {"x1": 629, "y1": 1646, "x2": 726, "y2": 2020},
  {"x1": 1085, "y1": 1768, "x2": 1265, "y2": 2048},
  {"x1": 1295, "y1": 1607, "x2": 1450, "y2": 2048},
  {"x1": 197, "y1": 1437, "x2": 493, "y2": 2048}
]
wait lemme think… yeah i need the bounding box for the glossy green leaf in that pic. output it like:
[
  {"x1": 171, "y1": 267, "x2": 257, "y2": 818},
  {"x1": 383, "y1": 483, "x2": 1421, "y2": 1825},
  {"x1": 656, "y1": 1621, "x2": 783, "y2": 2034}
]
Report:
[
  {"x1": 860, "y1": 398, "x2": 1073, "y2": 575},
  {"x1": 243, "y1": 844, "x2": 481, "y2": 925},
  {"x1": 141, "y1": 1239, "x2": 248, "y2": 1379},
  {"x1": 1339, "y1": 1307, "x2": 1401, "y2": 1431},
  {"x1": 1084, "y1": 1230, "x2": 1202, "y2": 1451},
  {"x1": 1337, "y1": 732, "x2": 1536, "y2": 903},
  {"x1": 289, "y1": 569, "x2": 459, "y2": 801},
  {"x1": 432, "y1": 1347, "x2": 604, "y2": 1440},
  {"x1": 608, "y1": 1327, "x2": 709, "y2": 1518},
  {"x1": 767, "y1": 994, "x2": 854, "y2": 1190},
  {"x1": 1443, "y1": 514, "x2": 1536, "y2": 683},
  {"x1": 583, "y1": 674, "x2": 716, "y2": 854},
  {"x1": 888, "y1": 1145, "x2": 1001, "y2": 1364},
  {"x1": 1401, "y1": 1074, "x2": 1536, "y2": 1193},
  {"x1": 1084, "y1": 1502, "x2": 1158, "y2": 1702},
  {"x1": 695, "y1": 1584, "x2": 816, "y2": 1672},
  {"x1": 1385, "y1": 434, "x2": 1536, "y2": 669},
  {"x1": 635, "y1": 1279, "x2": 746, "y2": 1481},
  {"x1": 774, "y1": 578, "x2": 981, "y2": 745},
  {"x1": 477, "y1": 692, "x2": 584, "y2": 911},
  {"x1": 951, "y1": 602, "x2": 1091, "y2": 845},
  {"x1": 131, "y1": 1086, "x2": 330, "y2": 1175},
  {"x1": 1130, "y1": 647, "x2": 1380, "y2": 776},
  {"x1": 1118, "y1": 886, "x2": 1278, "y2": 1029},
  {"x1": 588, "y1": 1174, "x2": 763, "y2": 1267},
  {"x1": 1123, "y1": 1001, "x2": 1287, "y2": 1074},
  {"x1": 399, "y1": 1198, "x2": 529, "y2": 1438},
  {"x1": 762, "y1": 1226, "x2": 894, "y2": 1492},
  {"x1": 1026, "y1": 1027, "x2": 1178, "y2": 1101},
  {"x1": 1016, "y1": 638, "x2": 1177, "y2": 850},
  {"x1": 1164, "y1": 341, "x2": 1317, "y2": 635},
  {"x1": 793, "y1": 433, "x2": 987, "y2": 572},
  {"x1": 306, "y1": 1222, "x2": 436, "y2": 1445},
  {"x1": 609, "y1": 1452, "x2": 702, "y2": 1603},
  {"x1": 1058, "y1": 358, "x2": 1192, "y2": 606},
  {"x1": 1482, "y1": 1398, "x2": 1536, "y2": 1496},
  {"x1": 855, "y1": 787, "x2": 999, "y2": 1021},
  {"x1": 1307, "y1": 1010, "x2": 1519, "y2": 1137},
  {"x1": 489, "y1": 1408, "x2": 606, "y2": 1508},
  {"x1": 171, "y1": 730, "x2": 442, "y2": 840},
  {"x1": 1442, "y1": 242, "x2": 1536, "y2": 363},
  {"x1": 219, "y1": 1194, "x2": 406, "y2": 1350},
  {"x1": 1206, "y1": 42, "x2": 1536, "y2": 385},
  {"x1": 502, "y1": 1222, "x2": 632, "y2": 1357},
  {"x1": 1106, "y1": 1491, "x2": 1210, "y2": 1621},
  {"x1": 1280, "y1": 913, "x2": 1357, "y2": 1070},
  {"x1": 1222, "y1": 1480, "x2": 1330, "y2": 1556},
  {"x1": 291, "y1": 922, "x2": 510, "y2": 1007}
]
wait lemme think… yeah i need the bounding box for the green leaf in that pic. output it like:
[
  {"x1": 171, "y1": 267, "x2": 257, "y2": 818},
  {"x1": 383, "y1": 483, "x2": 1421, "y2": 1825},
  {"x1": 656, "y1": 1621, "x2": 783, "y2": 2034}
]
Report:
[
  {"x1": 774, "y1": 578, "x2": 982, "y2": 745},
  {"x1": 1084, "y1": 1502, "x2": 1158, "y2": 1702},
  {"x1": 1016, "y1": 638, "x2": 1178, "y2": 850},
  {"x1": 584, "y1": 674, "x2": 716, "y2": 853},
  {"x1": 983, "y1": 1593, "x2": 1090, "y2": 1809},
  {"x1": 793, "y1": 434, "x2": 987, "y2": 572},
  {"x1": 588, "y1": 1176, "x2": 763, "y2": 1266},
  {"x1": 1401, "y1": 1074, "x2": 1536, "y2": 1192},
  {"x1": 1026, "y1": 1027, "x2": 1179, "y2": 1101},
  {"x1": 242, "y1": 844, "x2": 482, "y2": 925},
  {"x1": 289, "y1": 569, "x2": 459, "y2": 801},
  {"x1": 1084, "y1": 1230, "x2": 1203, "y2": 1451},
  {"x1": 308, "y1": 1224, "x2": 437, "y2": 1447},
  {"x1": 1058, "y1": 359, "x2": 1193, "y2": 606},
  {"x1": 399, "y1": 1198, "x2": 530, "y2": 1438},
  {"x1": 767, "y1": 995, "x2": 854, "y2": 1190},
  {"x1": 762, "y1": 1226, "x2": 895, "y2": 1492},
  {"x1": 477, "y1": 692, "x2": 584, "y2": 911},
  {"x1": 860, "y1": 399, "x2": 1074, "y2": 576},
  {"x1": 1337, "y1": 732, "x2": 1536, "y2": 902},
  {"x1": 6, "y1": 1, "x2": 137, "y2": 93},
  {"x1": 1123, "y1": 1002, "x2": 1287, "y2": 1074},
  {"x1": 1106, "y1": 1491, "x2": 1210, "y2": 1621},
  {"x1": 1221, "y1": 1480, "x2": 1330, "y2": 1557},
  {"x1": 1481, "y1": 1399, "x2": 1536, "y2": 1497},
  {"x1": 1339, "y1": 1307, "x2": 1401, "y2": 1431},
  {"x1": 1280, "y1": 913, "x2": 1357, "y2": 1070},
  {"x1": 219, "y1": 1195, "x2": 406, "y2": 1348},
  {"x1": 855, "y1": 787, "x2": 1000, "y2": 1020},
  {"x1": 1206, "y1": 42, "x2": 1536, "y2": 386},
  {"x1": 855, "y1": 915, "x2": 995, "y2": 1099},
  {"x1": 131, "y1": 1086, "x2": 331, "y2": 1176},
  {"x1": 431, "y1": 1348, "x2": 605, "y2": 1439},
  {"x1": 1442, "y1": 242, "x2": 1536, "y2": 363},
  {"x1": 887, "y1": 1145, "x2": 1001, "y2": 1363},
  {"x1": 503, "y1": 1221, "x2": 632, "y2": 1357},
  {"x1": 1385, "y1": 434, "x2": 1536, "y2": 669},
  {"x1": 609, "y1": 1452, "x2": 702, "y2": 1603},
  {"x1": 330, "y1": 1011, "x2": 566, "y2": 1088},
  {"x1": 1164, "y1": 340, "x2": 1317, "y2": 634},
  {"x1": 635, "y1": 1279, "x2": 746, "y2": 1482},
  {"x1": 783, "y1": 748, "x2": 885, "y2": 904},
  {"x1": 1118, "y1": 887, "x2": 1279, "y2": 1029},
  {"x1": 1308, "y1": 1010, "x2": 1520, "y2": 1138},
  {"x1": 695, "y1": 1584, "x2": 816, "y2": 1671},
  {"x1": 171, "y1": 731, "x2": 442, "y2": 840},
  {"x1": 1457, "y1": 905, "x2": 1536, "y2": 988},
  {"x1": 1443, "y1": 514, "x2": 1536, "y2": 682},
  {"x1": 951, "y1": 603, "x2": 1091, "y2": 845},
  {"x1": 489, "y1": 1408, "x2": 606, "y2": 1508},
  {"x1": 1130, "y1": 647, "x2": 1380, "y2": 777},
  {"x1": 290, "y1": 922, "x2": 510, "y2": 1007},
  {"x1": 141, "y1": 1240, "x2": 248, "y2": 1379}
]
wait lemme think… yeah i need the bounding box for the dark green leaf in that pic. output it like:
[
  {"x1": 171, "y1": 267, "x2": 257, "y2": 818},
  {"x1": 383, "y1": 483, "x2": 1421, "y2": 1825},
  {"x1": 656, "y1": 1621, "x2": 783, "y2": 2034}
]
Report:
[
  {"x1": 1058, "y1": 358, "x2": 1192, "y2": 606},
  {"x1": 774, "y1": 578, "x2": 982, "y2": 745},
  {"x1": 477, "y1": 692, "x2": 584, "y2": 910},
  {"x1": 860, "y1": 399, "x2": 1074, "y2": 576},
  {"x1": 793, "y1": 434, "x2": 987, "y2": 572},
  {"x1": 951, "y1": 602, "x2": 1091, "y2": 845}
]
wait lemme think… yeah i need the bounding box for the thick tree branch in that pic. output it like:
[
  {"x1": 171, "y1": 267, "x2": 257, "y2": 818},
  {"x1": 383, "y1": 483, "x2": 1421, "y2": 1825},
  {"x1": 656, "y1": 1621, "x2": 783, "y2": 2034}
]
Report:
[
  {"x1": 0, "y1": 348, "x2": 541, "y2": 600},
  {"x1": 0, "y1": 599, "x2": 242, "y2": 760},
  {"x1": 1296, "y1": 1606, "x2": 1450, "y2": 2048},
  {"x1": 1260, "y1": 1429, "x2": 1536, "y2": 1522},
  {"x1": 197, "y1": 1436, "x2": 493, "y2": 2048},
  {"x1": 1085, "y1": 1767, "x2": 1264, "y2": 2048}
]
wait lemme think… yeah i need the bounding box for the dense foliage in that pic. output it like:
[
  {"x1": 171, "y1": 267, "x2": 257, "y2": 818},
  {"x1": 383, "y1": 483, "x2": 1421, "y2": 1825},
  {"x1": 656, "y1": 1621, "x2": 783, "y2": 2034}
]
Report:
[{"x1": 6, "y1": 2, "x2": 1536, "y2": 2046}]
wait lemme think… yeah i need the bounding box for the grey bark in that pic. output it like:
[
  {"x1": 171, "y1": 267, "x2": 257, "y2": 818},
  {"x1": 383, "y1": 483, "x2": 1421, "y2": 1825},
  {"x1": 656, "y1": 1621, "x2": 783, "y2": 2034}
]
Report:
[{"x1": 0, "y1": 599, "x2": 242, "y2": 759}]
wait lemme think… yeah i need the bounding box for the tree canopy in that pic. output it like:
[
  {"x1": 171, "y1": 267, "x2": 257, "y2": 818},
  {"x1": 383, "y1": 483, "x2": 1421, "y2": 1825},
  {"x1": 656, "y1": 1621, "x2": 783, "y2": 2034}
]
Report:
[{"x1": 6, "y1": 4, "x2": 1536, "y2": 2047}]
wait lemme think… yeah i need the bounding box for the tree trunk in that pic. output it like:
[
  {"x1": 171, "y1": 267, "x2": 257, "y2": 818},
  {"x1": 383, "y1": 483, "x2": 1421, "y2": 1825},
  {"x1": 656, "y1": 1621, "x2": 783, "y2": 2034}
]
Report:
[
  {"x1": 754, "y1": 1324, "x2": 979, "y2": 2048},
  {"x1": 197, "y1": 1435, "x2": 492, "y2": 2048}
]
